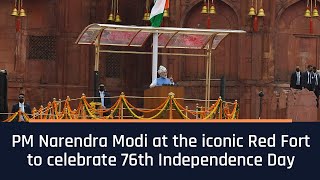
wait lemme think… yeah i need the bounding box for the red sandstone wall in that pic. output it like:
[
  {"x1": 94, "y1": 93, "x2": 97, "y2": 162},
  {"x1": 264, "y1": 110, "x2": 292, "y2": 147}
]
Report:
[{"x1": 1, "y1": 0, "x2": 319, "y2": 119}]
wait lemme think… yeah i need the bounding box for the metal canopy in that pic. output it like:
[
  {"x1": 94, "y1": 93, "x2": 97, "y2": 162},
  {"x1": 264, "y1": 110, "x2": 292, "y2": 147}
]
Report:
[
  {"x1": 75, "y1": 24, "x2": 245, "y2": 50},
  {"x1": 75, "y1": 23, "x2": 246, "y2": 111}
]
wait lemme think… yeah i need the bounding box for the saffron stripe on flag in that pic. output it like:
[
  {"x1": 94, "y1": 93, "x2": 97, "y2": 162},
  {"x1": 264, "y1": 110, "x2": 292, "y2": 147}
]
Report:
[{"x1": 150, "y1": 0, "x2": 166, "y2": 27}]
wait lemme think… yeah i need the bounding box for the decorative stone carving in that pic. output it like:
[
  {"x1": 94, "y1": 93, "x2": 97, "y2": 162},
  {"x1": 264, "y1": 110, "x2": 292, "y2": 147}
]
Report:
[
  {"x1": 287, "y1": 89, "x2": 317, "y2": 122},
  {"x1": 271, "y1": 88, "x2": 318, "y2": 121},
  {"x1": 278, "y1": 90, "x2": 287, "y2": 109},
  {"x1": 276, "y1": 0, "x2": 287, "y2": 16},
  {"x1": 224, "y1": 0, "x2": 240, "y2": 12},
  {"x1": 276, "y1": 0, "x2": 305, "y2": 20},
  {"x1": 270, "y1": 91, "x2": 279, "y2": 111}
]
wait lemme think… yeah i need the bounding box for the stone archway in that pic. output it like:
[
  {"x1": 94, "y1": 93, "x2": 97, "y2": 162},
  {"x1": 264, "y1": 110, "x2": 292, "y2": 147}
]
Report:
[
  {"x1": 276, "y1": 0, "x2": 320, "y2": 22},
  {"x1": 181, "y1": 0, "x2": 239, "y2": 81},
  {"x1": 180, "y1": 0, "x2": 240, "y2": 28},
  {"x1": 275, "y1": 0, "x2": 320, "y2": 82}
]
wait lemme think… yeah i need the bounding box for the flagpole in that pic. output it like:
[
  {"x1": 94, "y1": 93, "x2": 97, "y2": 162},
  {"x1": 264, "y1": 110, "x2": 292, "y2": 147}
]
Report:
[
  {"x1": 152, "y1": 32, "x2": 158, "y2": 82},
  {"x1": 150, "y1": 0, "x2": 166, "y2": 82}
]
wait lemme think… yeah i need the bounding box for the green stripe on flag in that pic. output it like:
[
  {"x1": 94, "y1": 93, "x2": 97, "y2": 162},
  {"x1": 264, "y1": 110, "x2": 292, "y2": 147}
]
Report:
[{"x1": 150, "y1": 13, "x2": 164, "y2": 27}]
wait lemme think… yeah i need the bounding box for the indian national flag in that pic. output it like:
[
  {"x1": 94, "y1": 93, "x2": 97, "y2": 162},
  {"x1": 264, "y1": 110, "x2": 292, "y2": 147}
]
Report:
[{"x1": 150, "y1": 0, "x2": 168, "y2": 27}]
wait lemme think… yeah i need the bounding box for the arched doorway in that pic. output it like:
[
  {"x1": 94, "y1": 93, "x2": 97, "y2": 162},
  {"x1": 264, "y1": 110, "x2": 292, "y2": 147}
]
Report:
[
  {"x1": 182, "y1": 0, "x2": 239, "y2": 81},
  {"x1": 276, "y1": 0, "x2": 320, "y2": 82}
]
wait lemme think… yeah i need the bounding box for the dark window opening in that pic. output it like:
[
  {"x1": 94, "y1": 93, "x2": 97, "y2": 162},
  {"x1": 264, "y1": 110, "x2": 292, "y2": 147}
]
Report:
[{"x1": 28, "y1": 36, "x2": 56, "y2": 60}]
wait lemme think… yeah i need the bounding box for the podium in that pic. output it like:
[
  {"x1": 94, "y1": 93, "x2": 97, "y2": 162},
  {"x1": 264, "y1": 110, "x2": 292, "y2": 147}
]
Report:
[{"x1": 144, "y1": 86, "x2": 184, "y2": 119}]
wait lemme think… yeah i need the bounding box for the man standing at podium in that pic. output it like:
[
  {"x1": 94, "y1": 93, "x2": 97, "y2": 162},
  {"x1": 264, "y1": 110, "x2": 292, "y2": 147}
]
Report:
[{"x1": 150, "y1": 65, "x2": 174, "y2": 88}]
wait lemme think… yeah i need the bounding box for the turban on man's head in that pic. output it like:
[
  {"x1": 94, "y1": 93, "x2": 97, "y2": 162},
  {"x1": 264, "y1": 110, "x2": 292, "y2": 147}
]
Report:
[{"x1": 158, "y1": 65, "x2": 167, "y2": 74}]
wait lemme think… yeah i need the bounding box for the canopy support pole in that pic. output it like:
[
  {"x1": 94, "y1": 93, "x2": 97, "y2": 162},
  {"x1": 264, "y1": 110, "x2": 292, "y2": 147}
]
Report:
[
  {"x1": 94, "y1": 45, "x2": 100, "y2": 96},
  {"x1": 205, "y1": 38, "x2": 214, "y2": 112},
  {"x1": 205, "y1": 49, "x2": 210, "y2": 111},
  {"x1": 207, "y1": 48, "x2": 212, "y2": 110},
  {"x1": 152, "y1": 32, "x2": 159, "y2": 82}
]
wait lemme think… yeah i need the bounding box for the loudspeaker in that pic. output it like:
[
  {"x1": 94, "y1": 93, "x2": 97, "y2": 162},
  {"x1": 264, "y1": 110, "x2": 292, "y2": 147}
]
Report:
[{"x1": 0, "y1": 70, "x2": 8, "y2": 121}]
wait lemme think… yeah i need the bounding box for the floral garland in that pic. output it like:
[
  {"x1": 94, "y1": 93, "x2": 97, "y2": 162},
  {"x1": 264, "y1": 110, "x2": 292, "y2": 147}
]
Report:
[
  {"x1": 122, "y1": 95, "x2": 170, "y2": 119},
  {"x1": 4, "y1": 93, "x2": 240, "y2": 121}
]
